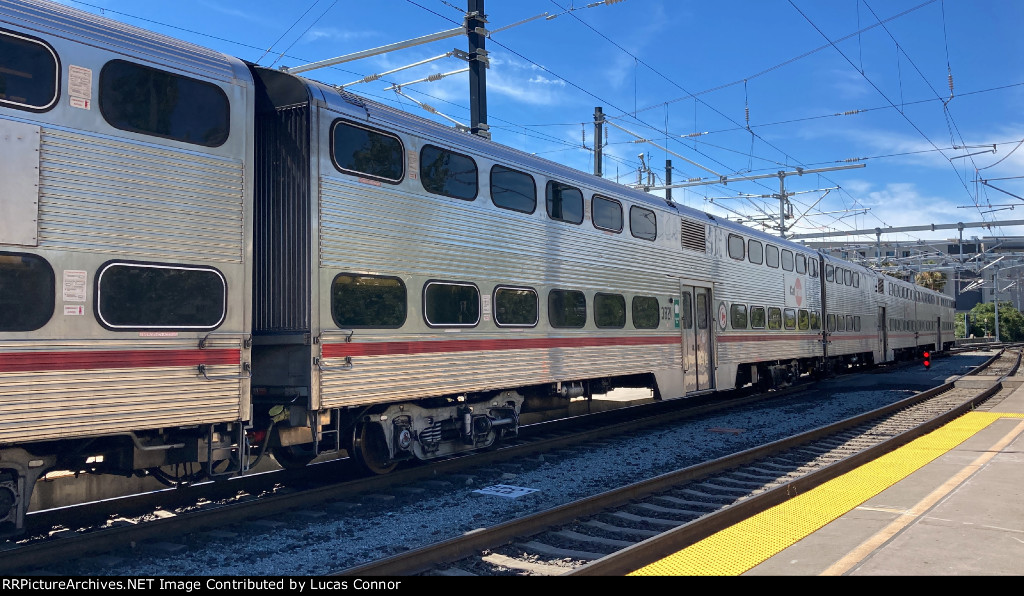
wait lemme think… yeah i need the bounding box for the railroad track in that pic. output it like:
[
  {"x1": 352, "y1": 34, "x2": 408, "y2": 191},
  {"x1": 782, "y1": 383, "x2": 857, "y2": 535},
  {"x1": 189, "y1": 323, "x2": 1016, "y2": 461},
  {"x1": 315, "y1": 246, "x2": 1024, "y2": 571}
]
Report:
[{"x1": 335, "y1": 348, "x2": 1020, "y2": 576}]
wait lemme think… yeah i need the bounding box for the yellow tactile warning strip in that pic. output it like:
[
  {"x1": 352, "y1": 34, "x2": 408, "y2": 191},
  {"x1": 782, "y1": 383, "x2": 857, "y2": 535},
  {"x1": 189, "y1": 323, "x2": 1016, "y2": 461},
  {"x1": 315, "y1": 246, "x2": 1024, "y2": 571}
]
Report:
[{"x1": 629, "y1": 411, "x2": 1024, "y2": 576}]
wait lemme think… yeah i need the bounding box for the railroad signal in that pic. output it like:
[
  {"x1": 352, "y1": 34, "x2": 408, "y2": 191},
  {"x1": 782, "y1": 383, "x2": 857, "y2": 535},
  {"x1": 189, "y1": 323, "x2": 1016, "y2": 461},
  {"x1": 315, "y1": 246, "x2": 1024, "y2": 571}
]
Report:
[{"x1": 923, "y1": 351, "x2": 931, "y2": 369}]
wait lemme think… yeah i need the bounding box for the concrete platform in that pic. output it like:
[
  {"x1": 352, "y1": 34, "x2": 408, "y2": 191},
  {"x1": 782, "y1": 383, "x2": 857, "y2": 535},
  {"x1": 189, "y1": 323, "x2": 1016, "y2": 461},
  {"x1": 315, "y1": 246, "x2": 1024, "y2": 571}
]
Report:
[{"x1": 631, "y1": 354, "x2": 1024, "y2": 576}]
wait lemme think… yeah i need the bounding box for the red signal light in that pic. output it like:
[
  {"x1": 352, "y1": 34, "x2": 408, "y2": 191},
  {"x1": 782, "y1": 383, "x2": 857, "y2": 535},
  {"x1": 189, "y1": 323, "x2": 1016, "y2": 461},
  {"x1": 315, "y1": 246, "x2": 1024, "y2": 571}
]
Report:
[{"x1": 923, "y1": 351, "x2": 931, "y2": 369}]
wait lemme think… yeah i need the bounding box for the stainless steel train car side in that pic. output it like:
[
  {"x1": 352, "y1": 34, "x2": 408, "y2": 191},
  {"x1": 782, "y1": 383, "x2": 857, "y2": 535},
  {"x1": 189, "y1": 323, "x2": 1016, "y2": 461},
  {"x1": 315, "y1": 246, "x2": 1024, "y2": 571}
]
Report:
[{"x1": 0, "y1": 0, "x2": 254, "y2": 535}]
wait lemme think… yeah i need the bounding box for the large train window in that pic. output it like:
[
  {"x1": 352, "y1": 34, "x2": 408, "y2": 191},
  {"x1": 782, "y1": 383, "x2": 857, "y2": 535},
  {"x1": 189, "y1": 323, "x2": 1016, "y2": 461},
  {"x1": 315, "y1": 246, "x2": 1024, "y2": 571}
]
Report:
[
  {"x1": 727, "y1": 234, "x2": 745, "y2": 260},
  {"x1": 767, "y1": 307, "x2": 782, "y2": 330},
  {"x1": 330, "y1": 120, "x2": 404, "y2": 183},
  {"x1": 594, "y1": 293, "x2": 626, "y2": 328},
  {"x1": 730, "y1": 304, "x2": 747, "y2": 329},
  {"x1": 546, "y1": 181, "x2": 584, "y2": 224},
  {"x1": 796, "y1": 254, "x2": 807, "y2": 274},
  {"x1": 96, "y1": 262, "x2": 225, "y2": 330},
  {"x1": 99, "y1": 60, "x2": 229, "y2": 147},
  {"x1": 810, "y1": 310, "x2": 821, "y2": 330},
  {"x1": 331, "y1": 274, "x2": 406, "y2": 328},
  {"x1": 825, "y1": 265, "x2": 835, "y2": 282},
  {"x1": 781, "y1": 250, "x2": 794, "y2": 272},
  {"x1": 632, "y1": 296, "x2": 660, "y2": 329},
  {"x1": 0, "y1": 252, "x2": 54, "y2": 331},
  {"x1": 783, "y1": 308, "x2": 796, "y2": 330},
  {"x1": 420, "y1": 145, "x2": 477, "y2": 200},
  {"x1": 592, "y1": 195, "x2": 623, "y2": 232},
  {"x1": 750, "y1": 306, "x2": 766, "y2": 329},
  {"x1": 798, "y1": 309, "x2": 809, "y2": 330},
  {"x1": 765, "y1": 245, "x2": 780, "y2": 268},
  {"x1": 630, "y1": 206, "x2": 657, "y2": 241},
  {"x1": 491, "y1": 165, "x2": 536, "y2": 213},
  {"x1": 423, "y1": 281, "x2": 479, "y2": 327},
  {"x1": 747, "y1": 240, "x2": 763, "y2": 265},
  {"x1": 493, "y1": 286, "x2": 538, "y2": 327},
  {"x1": 0, "y1": 30, "x2": 59, "y2": 112},
  {"x1": 548, "y1": 289, "x2": 586, "y2": 328}
]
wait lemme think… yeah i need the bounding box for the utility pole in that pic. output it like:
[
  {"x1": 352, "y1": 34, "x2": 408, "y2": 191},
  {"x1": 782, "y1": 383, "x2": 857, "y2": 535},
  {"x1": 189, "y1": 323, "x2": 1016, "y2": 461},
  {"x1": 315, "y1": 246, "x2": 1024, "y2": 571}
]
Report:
[
  {"x1": 593, "y1": 107, "x2": 603, "y2": 177},
  {"x1": 467, "y1": 0, "x2": 489, "y2": 139}
]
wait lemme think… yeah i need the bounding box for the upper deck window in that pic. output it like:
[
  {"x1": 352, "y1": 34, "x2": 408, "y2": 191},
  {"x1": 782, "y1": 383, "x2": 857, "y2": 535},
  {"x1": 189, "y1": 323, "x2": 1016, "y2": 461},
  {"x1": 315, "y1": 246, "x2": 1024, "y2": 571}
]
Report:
[
  {"x1": 0, "y1": 30, "x2": 59, "y2": 112},
  {"x1": 491, "y1": 165, "x2": 536, "y2": 213},
  {"x1": 546, "y1": 180, "x2": 584, "y2": 224},
  {"x1": 420, "y1": 144, "x2": 477, "y2": 200},
  {"x1": 592, "y1": 195, "x2": 623, "y2": 232},
  {"x1": 330, "y1": 120, "x2": 404, "y2": 182},
  {"x1": 630, "y1": 206, "x2": 657, "y2": 241},
  {"x1": 781, "y1": 249, "x2": 794, "y2": 272},
  {"x1": 765, "y1": 244, "x2": 780, "y2": 268},
  {"x1": 728, "y1": 234, "x2": 745, "y2": 260},
  {"x1": 99, "y1": 60, "x2": 229, "y2": 147},
  {"x1": 747, "y1": 240, "x2": 763, "y2": 265}
]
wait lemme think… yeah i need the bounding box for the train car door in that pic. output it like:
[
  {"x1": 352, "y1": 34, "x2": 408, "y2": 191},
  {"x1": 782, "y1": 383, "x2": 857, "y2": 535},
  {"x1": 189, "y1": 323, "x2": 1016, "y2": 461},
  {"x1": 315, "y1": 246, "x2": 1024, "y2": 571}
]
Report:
[
  {"x1": 936, "y1": 316, "x2": 942, "y2": 351},
  {"x1": 681, "y1": 283, "x2": 714, "y2": 392},
  {"x1": 878, "y1": 306, "x2": 888, "y2": 360}
]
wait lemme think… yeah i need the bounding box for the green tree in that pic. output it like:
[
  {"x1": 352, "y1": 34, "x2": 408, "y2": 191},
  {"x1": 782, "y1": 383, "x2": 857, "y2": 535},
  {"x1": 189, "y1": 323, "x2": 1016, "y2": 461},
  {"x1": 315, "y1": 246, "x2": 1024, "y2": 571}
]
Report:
[
  {"x1": 915, "y1": 269, "x2": 947, "y2": 292},
  {"x1": 965, "y1": 301, "x2": 1024, "y2": 341}
]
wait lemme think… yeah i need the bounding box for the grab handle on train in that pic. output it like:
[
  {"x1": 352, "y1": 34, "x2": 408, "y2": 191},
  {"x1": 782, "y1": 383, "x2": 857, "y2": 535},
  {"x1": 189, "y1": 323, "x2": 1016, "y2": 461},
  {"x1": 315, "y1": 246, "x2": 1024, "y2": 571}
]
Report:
[
  {"x1": 197, "y1": 362, "x2": 253, "y2": 381},
  {"x1": 198, "y1": 332, "x2": 253, "y2": 349},
  {"x1": 313, "y1": 356, "x2": 354, "y2": 371}
]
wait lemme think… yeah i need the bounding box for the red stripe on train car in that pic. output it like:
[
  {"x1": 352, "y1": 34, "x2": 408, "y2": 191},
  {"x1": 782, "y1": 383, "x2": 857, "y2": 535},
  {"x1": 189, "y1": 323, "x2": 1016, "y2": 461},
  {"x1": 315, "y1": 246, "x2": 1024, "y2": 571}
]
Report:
[
  {"x1": 0, "y1": 349, "x2": 241, "y2": 373},
  {"x1": 321, "y1": 335, "x2": 681, "y2": 358}
]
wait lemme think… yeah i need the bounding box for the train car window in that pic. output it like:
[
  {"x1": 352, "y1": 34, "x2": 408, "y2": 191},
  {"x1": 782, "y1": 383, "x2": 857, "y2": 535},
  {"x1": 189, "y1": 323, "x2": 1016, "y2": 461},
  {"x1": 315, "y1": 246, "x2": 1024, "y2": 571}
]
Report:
[
  {"x1": 546, "y1": 180, "x2": 584, "y2": 224},
  {"x1": 845, "y1": 315, "x2": 854, "y2": 331},
  {"x1": 853, "y1": 272, "x2": 860, "y2": 288},
  {"x1": 696, "y1": 293, "x2": 709, "y2": 330},
  {"x1": 330, "y1": 120, "x2": 404, "y2": 183},
  {"x1": 420, "y1": 145, "x2": 477, "y2": 200},
  {"x1": 592, "y1": 195, "x2": 623, "y2": 232},
  {"x1": 798, "y1": 309, "x2": 809, "y2": 330},
  {"x1": 96, "y1": 262, "x2": 225, "y2": 330},
  {"x1": 747, "y1": 239, "x2": 763, "y2": 264},
  {"x1": 827, "y1": 314, "x2": 836, "y2": 332},
  {"x1": 594, "y1": 293, "x2": 626, "y2": 328},
  {"x1": 784, "y1": 308, "x2": 796, "y2": 330},
  {"x1": 490, "y1": 165, "x2": 536, "y2": 213},
  {"x1": 810, "y1": 310, "x2": 821, "y2": 330},
  {"x1": 0, "y1": 30, "x2": 60, "y2": 112},
  {"x1": 810, "y1": 259, "x2": 818, "y2": 277},
  {"x1": 844, "y1": 269, "x2": 853, "y2": 286},
  {"x1": 331, "y1": 274, "x2": 406, "y2": 328},
  {"x1": 825, "y1": 265, "x2": 834, "y2": 282},
  {"x1": 835, "y1": 268, "x2": 844, "y2": 285},
  {"x1": 837, "y1": 315, "x2": 847, "y2": 331},
  {"x1": 750, "y1": 306, "x2": 766, "y2": 329},
  {"x1": 0, "y1": 252, "x2": 55, "y2": 331},
  {"x1": 767, "y1": 307, "x2": 782, "y2": 330},
  {"x1": 630, "y1": 206, "x2": 658, "y2": 241},
  {"x1": 631, "y1": 296, "x2": 660, "y2": 329},
  {"x1": 765, "y1": 244, "x2": 780, "y2": 268},
  {"x1": 99, "y1": 60, "x2": 229, "y2": 147},
  {"x1": 796, "y1": 254, "x2": 807, "y2": 274},
  {"x1": 548, "y1": 289, "x2": 587, "y2": 328},
  {"x1": 681, "y1": 293, "x2": 694, "y2": 329},
  {"x1": 854, "y1": 316, "x2": 861, "y2": 332},
  {"x1": 781, "y1": 250, "x2": 794, "y2": 272},
  {"x1": 728, "y1": 234, "x2": 745, "y2": 260},
  {"x1": 424, "y1": 281, "x2": 480, "y2": 327},
  {"x1": 494, "y1": 286, "x2": 538, "y2": 327},
  {"x1": 730, "y1": 304, "x2": 747, "y2": 329}
]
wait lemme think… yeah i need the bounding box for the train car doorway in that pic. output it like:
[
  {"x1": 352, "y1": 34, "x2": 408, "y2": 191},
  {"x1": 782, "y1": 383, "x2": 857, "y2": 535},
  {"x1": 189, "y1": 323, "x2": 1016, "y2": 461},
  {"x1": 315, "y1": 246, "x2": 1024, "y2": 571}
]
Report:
[
  {"x1": 681, "y1": 283, "x2": 714, "y2": 392},
  {"x1": 878, "y1": 306, "x2": 888, "y2": 361}
]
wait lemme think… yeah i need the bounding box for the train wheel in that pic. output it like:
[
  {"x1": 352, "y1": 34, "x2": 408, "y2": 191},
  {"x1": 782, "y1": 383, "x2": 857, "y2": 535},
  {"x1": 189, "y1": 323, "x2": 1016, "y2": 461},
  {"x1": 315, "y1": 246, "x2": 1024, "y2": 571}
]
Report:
[
  {"x1": 352, "y1": 422, "x2": 397, "y2": 475},
  {"x1": 271, "y1": 444, "x2": 317, "y2": 470}
]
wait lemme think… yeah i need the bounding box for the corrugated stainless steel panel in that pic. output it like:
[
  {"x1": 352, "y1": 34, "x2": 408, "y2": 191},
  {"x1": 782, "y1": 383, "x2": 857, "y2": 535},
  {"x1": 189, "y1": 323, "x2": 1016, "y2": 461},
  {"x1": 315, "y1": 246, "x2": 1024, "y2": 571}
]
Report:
[
  {"x1": 319, "y1": 178, "x2": 689, "y2": 295},
  {"x1": 36, "y1": 127, "x2": 245, "y2": 262},
  {"x1": 318, "y1": 338, "x2": 679, "y2": 407},
  {"x1": 0, "y1": 338, "x2": 247, "y2": 442},
  {"x1": 0, "y1": 0, "x2": 238, "y2": 83}
]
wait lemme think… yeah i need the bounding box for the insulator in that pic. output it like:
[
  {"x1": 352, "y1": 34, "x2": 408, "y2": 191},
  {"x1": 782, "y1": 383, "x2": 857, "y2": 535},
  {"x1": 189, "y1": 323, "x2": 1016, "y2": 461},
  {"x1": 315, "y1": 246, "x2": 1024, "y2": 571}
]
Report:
[
  {"x1": 948, "y1": 72, "x2": 954, "y2": 93},
  {"x1": 843, "y1": 110, "x2": 861, "y2": 116},
  {"x1": 745, "y1": 106, "x2": 750, "y2": 122},
  {"x1": 427, "y1": 73, "x2": 443, "y2": 82}
]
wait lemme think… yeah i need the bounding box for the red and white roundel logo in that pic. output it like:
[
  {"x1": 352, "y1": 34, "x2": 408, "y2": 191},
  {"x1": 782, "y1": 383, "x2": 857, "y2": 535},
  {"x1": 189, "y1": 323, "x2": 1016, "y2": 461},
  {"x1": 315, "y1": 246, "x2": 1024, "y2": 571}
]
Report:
[
  {"x1": 718, "y1": 302, "x2": 728, "y2": 329},
  {"x1": 794, "y1": 277, "x2": 803, "y2": 307}
]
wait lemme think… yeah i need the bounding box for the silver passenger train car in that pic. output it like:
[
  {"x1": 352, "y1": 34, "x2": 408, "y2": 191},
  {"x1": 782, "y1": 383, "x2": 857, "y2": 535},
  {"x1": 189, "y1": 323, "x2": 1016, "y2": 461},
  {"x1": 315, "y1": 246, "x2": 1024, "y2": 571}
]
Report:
[{"x1": 0, "y1": 0, "x2": 955, "y2": 537}]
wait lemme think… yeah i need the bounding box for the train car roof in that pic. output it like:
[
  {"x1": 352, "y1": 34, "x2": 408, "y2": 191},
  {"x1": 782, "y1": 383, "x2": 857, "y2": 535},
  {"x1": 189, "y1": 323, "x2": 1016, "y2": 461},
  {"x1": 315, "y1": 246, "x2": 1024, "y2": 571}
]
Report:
[{"x1": 0, "y1": 0, "x2": 246, "y2": 84}]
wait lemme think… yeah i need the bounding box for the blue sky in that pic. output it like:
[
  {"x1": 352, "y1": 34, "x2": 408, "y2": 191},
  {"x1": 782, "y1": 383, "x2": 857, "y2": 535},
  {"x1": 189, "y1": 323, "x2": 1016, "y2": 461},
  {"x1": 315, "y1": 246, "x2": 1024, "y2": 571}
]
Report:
[{"x1": 48, "y1": 0, "x2": 1024, "y2": 246}]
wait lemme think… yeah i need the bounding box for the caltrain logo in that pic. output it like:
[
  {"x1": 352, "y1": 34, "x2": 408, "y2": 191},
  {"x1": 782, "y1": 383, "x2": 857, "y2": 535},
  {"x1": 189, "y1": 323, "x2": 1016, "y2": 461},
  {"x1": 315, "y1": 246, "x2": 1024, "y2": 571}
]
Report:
[{"x1": 788, "y1": 277, "x2": 804, "y2": 307}]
